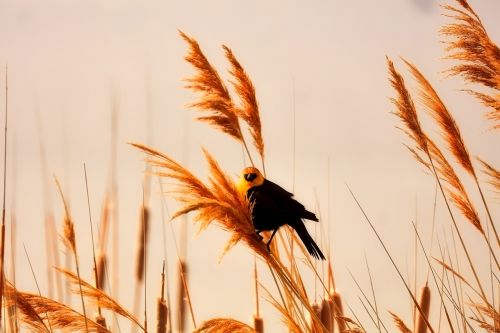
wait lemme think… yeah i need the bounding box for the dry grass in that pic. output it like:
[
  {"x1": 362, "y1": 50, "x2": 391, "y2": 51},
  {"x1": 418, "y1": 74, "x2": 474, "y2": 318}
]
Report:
[
  {"x1": 478, "y1": 158, "x2": 500, "y2": 193},
  {"x1": 55, "y1": 267, "x2": 144, "y2": 331},
  {"x1": 389, "y1": 311, "x2": 412, "y2": 333},
  {"x1": 5, "y1": 282, "x2": 108, "y2": 332},
  {"x1": 3, "y1": 3, "x2": 498, "y2": 332},
  {"x1": 194, "y1": 318, "x2": 257, "y2": 333},
  {"x1": 180, "y1": 30, "x2": 243, "y2": 143},
  {"x1": 441, "y1": 0, "x2": 500, "y2": 128}
]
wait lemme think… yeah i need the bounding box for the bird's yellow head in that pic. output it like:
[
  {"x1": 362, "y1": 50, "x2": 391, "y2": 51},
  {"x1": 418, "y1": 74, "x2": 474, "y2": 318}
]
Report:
[{"x1": 237, "y1": 167, "x2": 265, "y2": 193}]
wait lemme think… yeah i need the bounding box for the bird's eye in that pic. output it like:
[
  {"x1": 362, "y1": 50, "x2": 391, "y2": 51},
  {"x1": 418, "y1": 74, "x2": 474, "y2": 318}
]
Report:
[{"x1": 244, "y1": 173, "x2": 257, "y2": 181}]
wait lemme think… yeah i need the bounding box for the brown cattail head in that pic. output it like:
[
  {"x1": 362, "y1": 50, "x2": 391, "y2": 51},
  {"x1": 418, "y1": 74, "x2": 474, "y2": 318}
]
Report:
[
  {"x1": 310, "y1": 303, "x2": 321, "y2": 331},
  {"x1": 156, "y1": 298, "x2": 168, "y2": 333},
  {"x1": 320, "y1": 298, "x2": 332, "y2": 332},
  {"x1": 135, "y1": 205, "x2": 150, "y2": 282},
  {"x1": 95, "y1": 314, "x2": 107, "y2": 332},
  {"x1": 96, "y1": 252, "x2": 107, "y2": 290},
  {"x1": 253, "y1": 315, "x2": 264, "y2": 333},
  {"x1": 177, "y1": 260, "x2": 187, "y2": 332},
  {"x1": 414, "y1": 285, "x2": 431, "y2": 333}
]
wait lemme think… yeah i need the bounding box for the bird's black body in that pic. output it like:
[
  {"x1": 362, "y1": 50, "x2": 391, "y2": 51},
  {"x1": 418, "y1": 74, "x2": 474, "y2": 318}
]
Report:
[{"x1": 247, "y1": 179, "x2": 325, "y2": 260}]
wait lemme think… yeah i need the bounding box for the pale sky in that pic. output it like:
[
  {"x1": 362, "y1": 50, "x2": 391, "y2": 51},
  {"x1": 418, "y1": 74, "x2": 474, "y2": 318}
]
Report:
[{"x1": 0, "y1": 0, "x2": 499, "y2": 332}]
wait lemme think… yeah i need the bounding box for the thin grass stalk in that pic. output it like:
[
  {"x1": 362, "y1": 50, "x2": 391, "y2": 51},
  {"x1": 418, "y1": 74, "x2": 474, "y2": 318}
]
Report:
[
  {"x1": 55, "y1": 177, "x2": 89, "y2": 333},
  {"x1": 346, "y1": 270, "x2": 389, "y2": 333},
  {"x1": 109, "y1": 93, "x2": 120, "y2": 332},
  {"x1": 84, "y1": 164, "x2": 103, "y2": 319},
  {"x1": 364, "y1": 256, "x2": 382, "y2": 333},
  {"x1": 413, "y1": 219, "x2": 473, "y2": 333},
  {"x1": 7, "y1": 215, "x2": 17, "y2": 333},
  {"x1": 0, "y1": 66, "x2": 8, "y2": 328},
  {"x1": 23, "y1": 244, "x2": 54, "y2": 332},
  {"x1": 347, "y1": 185, "x2": 436, "y2": 333}
]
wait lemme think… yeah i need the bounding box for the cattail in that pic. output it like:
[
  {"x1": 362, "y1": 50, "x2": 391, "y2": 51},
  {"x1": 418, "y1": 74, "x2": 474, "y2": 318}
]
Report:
[
  {"x1": 320, "y1": 298, "x2": 332, "y2": 332},
  {"x1": 157, "y1": 298, "x2": 168, "y2": 333},
  {"x1": 96, "y1": 252, "x2": 107, "y2": 290},
  {"x1": 415, "y1": 285, "x2": 431, "y2": 333},
  {"x1": 95, "y1": 314, "x2": 107, "y2": 332},
  {"x1": 157, "y1": 260, "x2": 169, "y2": 333},
  {"x1": 332, "y1": 289, "x2": 346, "y2": 333},
  {"x1": 135, "y1": 205, "x2": 150, "y2": 282},
  {"x1": 177, "y1": 260, "x2": 187, "y2": 332},
  {"x1": 310, "y1": 303, "x2": 321, "y2": 331},
  {"x1": 253, "y1": 315, "x2": 264, "y2": 333}
]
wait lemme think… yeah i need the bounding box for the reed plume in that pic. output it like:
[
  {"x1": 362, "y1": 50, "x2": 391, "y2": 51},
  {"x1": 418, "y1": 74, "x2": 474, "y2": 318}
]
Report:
[
  {"x1": 405, "y1": 58, "x2": 499, "y2": 246},
  {"x1": 404, "y1": 59, "x2": 473, "y2": 174},
  {"x1": 223, "y1": 45, "x2": 265, "y2": 163},
  {"x1": 179, "y1": 30, "x2": 243, "y2": 142},
  {"x1": 5, "y1": 282, "x2": 108, "y2": 332},
  {"x1": 387, "y1": 57, "x2": 428, "y2": 153},
  {"x1": 388, "y1": 311, "x2": 412, "y2": 333},
  {"x1": 441, "y1": 0, "x2": 500, "y2": 128},
  {"x1": 478, "y1": 158, "x2": 500, "y2": 193},
  {"x1": 55, "y1": 267, "x2": 144, "y2": 331},
  {"x1": 194, "y1": 318, "x2": 257, "y2": 333}
]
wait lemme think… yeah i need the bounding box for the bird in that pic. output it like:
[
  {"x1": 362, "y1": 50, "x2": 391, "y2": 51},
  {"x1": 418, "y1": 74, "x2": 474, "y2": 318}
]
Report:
[{"x1": 237, "y1": 166, "x2": 325, "y2": 260}]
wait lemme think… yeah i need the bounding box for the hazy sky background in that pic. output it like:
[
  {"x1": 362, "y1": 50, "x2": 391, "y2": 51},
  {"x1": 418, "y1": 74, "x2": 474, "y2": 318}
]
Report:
[{"x1": 0, "y1": 0, "x2": 499, "y2": 332}]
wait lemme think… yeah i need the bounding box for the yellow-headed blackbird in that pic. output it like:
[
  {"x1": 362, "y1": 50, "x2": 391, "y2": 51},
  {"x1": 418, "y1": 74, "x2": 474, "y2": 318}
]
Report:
[{"x1": 237, "y1": 167, "x2": 325, "y2": 260}]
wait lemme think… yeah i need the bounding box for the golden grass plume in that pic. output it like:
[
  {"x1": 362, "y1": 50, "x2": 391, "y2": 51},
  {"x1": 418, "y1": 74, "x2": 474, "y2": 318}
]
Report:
[
  {"x1": 180, "y1": 30, "x2": 243, "y2": 142},
  {"x1": 5, "y1": 282, "x2": 108, "y2": 332},
  {"x1": 387, "y1": 57, "x2": 428, "y2": 153},
  {"x1": 194, "y1": 318, "x2": 257, "y2": 333},
  {"x1": 55, "y1": 267, "x2": 144, "y2": 331},
  {"x1": 223, "y1": 45, "x2": 264, "y2": 161},
  {"x1": 403, "y1": 59, "x2": 474, "y2": 175},
  {"x1": 478, "y1": 158, "x2": 500, "y2": 193},
  {"x1": 441, "y1": 0, "x2": 500, "y2": 128},
  {"x1": 388, "y1": 311, "x2": 412, "y2": 333}
]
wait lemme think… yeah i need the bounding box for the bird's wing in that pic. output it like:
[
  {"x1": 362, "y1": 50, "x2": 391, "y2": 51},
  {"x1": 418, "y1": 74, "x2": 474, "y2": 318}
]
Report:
[{"x1": 261, "y1": 179, "x2": 318, "y2": 222}]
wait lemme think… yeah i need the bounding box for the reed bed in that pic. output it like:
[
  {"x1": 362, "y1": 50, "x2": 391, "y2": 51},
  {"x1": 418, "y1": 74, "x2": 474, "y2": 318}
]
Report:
[{"x1": 0, "y1": 0, "x2": 498, "y2": 332}]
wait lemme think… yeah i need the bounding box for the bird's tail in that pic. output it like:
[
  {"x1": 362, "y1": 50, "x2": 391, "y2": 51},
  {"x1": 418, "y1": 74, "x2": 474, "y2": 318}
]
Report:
[{"x1": 293, "y1": 220, "x2": 325, "y2": 260}]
